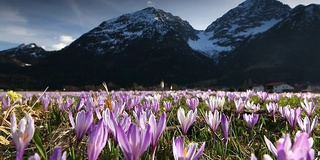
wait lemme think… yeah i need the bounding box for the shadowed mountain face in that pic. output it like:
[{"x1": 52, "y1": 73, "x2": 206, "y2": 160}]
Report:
[
  {"x1": 0, "y1": 3, "x2": 320, "y2": 90},
  {"x1": 35, "y1": 32, "x2": 217, "y2": 89},
  {"x1": 32, "y1": 7, "x2": 217, "y2": 89},
  {"x1": 219, "y1": 4, "x2": 320, "y2": 86}
]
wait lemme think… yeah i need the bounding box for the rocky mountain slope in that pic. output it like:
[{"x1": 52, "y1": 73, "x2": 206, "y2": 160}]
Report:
[
  {"x1": 32, "y1": 7, "x2": 217, "y2": 89},
  {"x1": 219, "y1": 4, "x2": 320, "y2": 86},
  {"x1": 0, "y1": 43, "x2": 46, "y2": 66},
  {"x1": 189, "y1": 0, "x2": 291, "y2": 59},
  {"x1": 69, "y1": 7, "x2": 199, "y2": 54}
]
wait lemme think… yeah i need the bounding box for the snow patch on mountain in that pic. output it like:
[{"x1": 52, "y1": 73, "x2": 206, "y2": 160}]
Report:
[
  {"x1": 188, "y1": 32, "x2": 232, "y2": 58},
  {"x1": 236, "y1": 18, "x2": 282, "y2": 36}
]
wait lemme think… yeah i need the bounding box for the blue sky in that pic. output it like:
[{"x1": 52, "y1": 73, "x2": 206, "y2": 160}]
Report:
[{"x1": 0, "y1": 0, "x2": 318, "y2": 51}]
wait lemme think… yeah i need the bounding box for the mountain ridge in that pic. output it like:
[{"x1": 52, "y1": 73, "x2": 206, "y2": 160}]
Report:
[{"x1": 0, "y1": 2, "x2": 319, "y2": 90}]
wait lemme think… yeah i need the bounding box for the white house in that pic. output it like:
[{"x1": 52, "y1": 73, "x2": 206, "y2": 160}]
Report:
[
  {"x1": 252, "y1": 85, "x2": 264, "y2": 92},
  {"x1": 265, "y1": 82, "x2": 295, "y2": 93}
]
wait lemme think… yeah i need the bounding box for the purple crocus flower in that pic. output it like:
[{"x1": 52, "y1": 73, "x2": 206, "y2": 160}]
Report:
[
  {"x1": 257, "y1": 91, "x2": 268, "y2": 102},
  {"x1": 117, "y1": 123, "x2": 152, "y2": 160},
  {"x1": 172, "y1": 136, "x2": 205, "y2": 160},
  {"x1": 301, "y1": 98, "x2": 318, "y2": 118},
  {"x1": 264, "y1": 131, "x2": 315, "y2": 160},
  {"x1": 87, "y1": 119, "x2": 108, "y2": 160},
  {"x1": 221, "y1": 113, "x2": 232, "y2": 145},
  {"x1": 243, "y1": 113, "x2": 259, "y2": 129},
  {"x1": 11, "y1": 112, "x2": 35, "y2": 160},
  {"x1": 2, "y1": 96, "x2": 11, "y2": 110},
  {"x1": 186, "y1": 97, "x2": 199, "y2": 111},
  {"x1": 76, "y1": 95, "x2": 86, "y2": 111},
  {"x1": 57, "y1": 96, "x2": 75, "y2": 112},
  {"x1": 266, "y1": 102, "x2": 278, "y2": 121},
  {"x1": 151, "y1": 100, "x2": 160, "y2": 114},
  {"x1": 103, "y1": 109, "x2": 131, "y2": 145},
  {"x1": 41, "y1": 93, "x2": 50, "y2": 111},
  {"x1": 163, "y1": 101, "x2": 172, "y2": 112},
  {"x1": 177, "y1": 108, "x2": 197, "y2": 136},
  {"x1": 204, "y1": 110, "x2": 221, "y2": 142},
  {"x1": 267, "y1": 93, "x2": 281, "y2": 103},
  {"x1": 234, "y1": 98, "x2": 245, "y2": 117},
  {"x1": 205, "y1": 96, "x2": 218, "y2": 112},
  {"x1": 149, "y1": 112, "x2": 167, "y2": 158},
  {"x1": 69, "y1": 110, "x2": 93, "y2": 146},
  {"x1": 280, "y1": 106, "x2": 302, "y2": 131},
  {"x1": 298, "y1": 116, "x2": 318, "y2": 135},
  {"x1": 50, "y1": 146, "x2": 67, "y2": 160},
  {"x1": 245, "y1": 101, "x2": 260, "y2": 112},
  {"x1": 133, "y1": 110, "x2": 148, "y2": 129},
  {"x1": 63, "y1": 97, "x2": 75, "y2": 112}
]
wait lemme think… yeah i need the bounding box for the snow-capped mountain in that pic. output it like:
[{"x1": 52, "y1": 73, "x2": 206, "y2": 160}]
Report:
[
  {"x1": 70, "y1": 0, "x2": 292, "y2": 60},
  {"x1": 189, "y1": 0, "x2": 291, "y2": 58},
  {"x1": 70, "y1": 7, "x2": 198, "y2": 54},
  {"x1": 0, "y1": 43, "x2": 45, "y2": 57},
  {"x1": 219, "y1": 4, "x2": 320, "y2": 85},
  {"x1": 46, "y1": 7, "x2": 216, "y2": 87},
  {"x1": 1, "y1": 2, "x2": 320, "y2": 90},
  {"x1": 0, "y1": 43, "x2": 46, "y2": 67}
]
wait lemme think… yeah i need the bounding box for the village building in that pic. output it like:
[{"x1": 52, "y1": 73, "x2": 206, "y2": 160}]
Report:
[
  {"x1": 252, "y1": 84, "x2": 264, "y2": 92},
  {"x1": 265, "y1": 82, "x2": 295, "y2": 93}
]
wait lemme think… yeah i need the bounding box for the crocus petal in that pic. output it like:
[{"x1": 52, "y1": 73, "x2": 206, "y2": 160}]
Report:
[
  {"x1": 11, "y1": 113, "x2": 35, "y2": 160},
  {"x1": 221, "y1": 114, "x2": 231, "y2": 145},
  {"x1": 117, "y1": 124, "x2": 132, "y2": 159},
  {"x1": 264, "y1": 135, "x2": 277, "y2": 156},
  {"x1": 50, "y1": 146, "x2": 64, "y2": 160},
  {"x1": 310, "y1": 116, "x2": 318, "y2": 134},
  {"x1": 185, "y1": 143, "x2": 197, "y2": 159},
  {"x1": 173, "y1": 137, "x2": 184, "y2": 159},
  {"x1": 87, "y1": 120, "x2": 108, "y2": 160},
  {"x1": 263, "y1": 154, "x2": 274, "y2": 160},
  {"x1": 291, "y1": 132, "x2": 309, "y2": 153},
  {"x1": 193, "y1": 142, "x2": 205, "y2": 160},
  {"x1": 149, "y1": 112, "x2": 166, "y2": 148},
  {"x1": 68, "y1": 109, "x2": 75, "y2": 128},
  {"x1": 138, "y1": 125, "x2": 152, "y2": 158},
  {"x1": 250, "y1": 153, "x2": 258, "y2": 160},
  {"x1": 282, "y1": 134, "x2": 292, "y2": 152},
  {"x1": 28, "y1": 153, "x2": 41, "y2": 160},
  {"x1": 177, "y1": 108, "x2": 185, "y2": 126}
]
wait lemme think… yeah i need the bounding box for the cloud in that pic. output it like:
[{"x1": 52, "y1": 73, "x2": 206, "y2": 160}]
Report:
[
  {"x1": 147, "y1": 1, "x2": 154, "y2": 7},
  {"x1": 50, "y1": 35, "x2": 75, "y2": 50},
  {"x1": 0, "y1": 5, "x2": 28, "y2": 24},
  {"x1": 51, "y1": 43, "x2": 67, "y2": 50},
  {"x1": 3, "y1": 26, "x2": 36, "y2": 37},
  {"x1": 59, "y1": 35, "x2": 74, "y2": 43}
]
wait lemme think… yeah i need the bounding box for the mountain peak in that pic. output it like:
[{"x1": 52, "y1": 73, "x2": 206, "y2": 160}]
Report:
[
  {"x1": 17, "y1": 43, "x2": 39, "y2": 50},
  {"x1": 71, "y1": 7, "x2": 197, "y2": 54},
  {"x1": 0, "y1": 43, "x2": 44, "y2": 53},
  {"x1": 239, "y1": 0, "x2": 277, "y2": 7},
  {"x1": 198, "y1": 0, "x2": 290, "y2": 56},
  {"x1": 141, "y1": 7, "x2": 157, "y2": 12},
  {"x1": 304, "y1": 4, "x2": 320, "y2": 16},
  {"x1": 273, "y1": 4, "x2": 320, "y2": 31}
]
